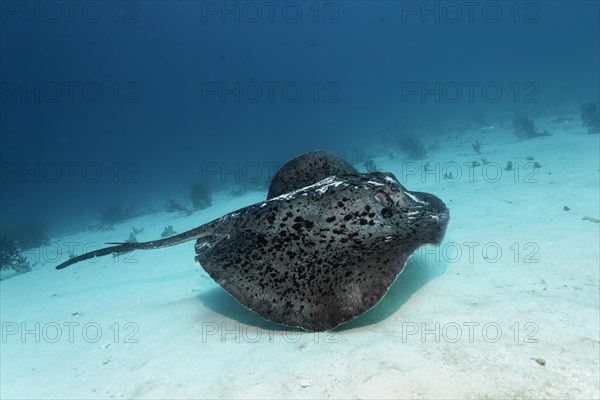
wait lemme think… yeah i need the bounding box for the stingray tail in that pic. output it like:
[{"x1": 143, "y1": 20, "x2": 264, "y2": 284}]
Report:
[{"x1": 55, "y1": 225, "x2": 211, "y2": 270}]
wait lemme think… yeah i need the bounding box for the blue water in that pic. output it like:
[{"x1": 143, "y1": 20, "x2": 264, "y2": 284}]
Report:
[{"x1": 1, "y1": 1, "x2": 598, "y2": 232}]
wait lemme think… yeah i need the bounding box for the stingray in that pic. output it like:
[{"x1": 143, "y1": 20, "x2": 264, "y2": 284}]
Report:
[{"x1": 56, "y1": 151, "x2": 449, "y2": 331}]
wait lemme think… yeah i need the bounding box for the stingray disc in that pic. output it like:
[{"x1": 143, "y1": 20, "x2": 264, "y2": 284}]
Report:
[{"x1": 196, "y1": 172, "x2": 449, "y2": 331}]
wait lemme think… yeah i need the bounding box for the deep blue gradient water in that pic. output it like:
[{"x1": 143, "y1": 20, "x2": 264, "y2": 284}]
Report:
[{"x1": 1, "y1": 0, "x2": 598, "y2": 232}]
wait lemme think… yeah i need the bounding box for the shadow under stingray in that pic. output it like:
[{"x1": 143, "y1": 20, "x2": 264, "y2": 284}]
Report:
[{"x1": 196, "y1": 254, "x2": 448, "y2": 332}]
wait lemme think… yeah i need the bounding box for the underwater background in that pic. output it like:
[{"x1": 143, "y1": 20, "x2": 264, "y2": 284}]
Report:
[
  {"x1": 1, "y1": 1, "x2": 599, "y2": 399},
  {"x1": 1, "y1": 1, "x2": 598, "y2": 229}
]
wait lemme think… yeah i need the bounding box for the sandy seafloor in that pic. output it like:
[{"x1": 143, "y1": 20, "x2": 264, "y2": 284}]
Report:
[{"x1": 1, "y1": 117, "x2": 599, "y2": 399}]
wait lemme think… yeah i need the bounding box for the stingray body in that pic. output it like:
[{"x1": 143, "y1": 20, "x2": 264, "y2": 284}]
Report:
[{"x1": 57, "y1": 151, "x2": 449, "y2": 331}]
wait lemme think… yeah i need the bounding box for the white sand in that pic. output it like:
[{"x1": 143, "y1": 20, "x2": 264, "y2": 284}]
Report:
[{"x1": 1, "y1": 121, "x2": 599, "y2": 399}]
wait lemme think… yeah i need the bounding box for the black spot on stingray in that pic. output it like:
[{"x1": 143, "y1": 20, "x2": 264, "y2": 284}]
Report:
[
  {"x1": 381, "y1": 207, "x2": 394, "y2": 218},
  {"x1": 255, "y1": 234, "x2": 268, "y2": 246},
  {"x1": 326, "y1": 216, "x2": 336, "y2": 223}
]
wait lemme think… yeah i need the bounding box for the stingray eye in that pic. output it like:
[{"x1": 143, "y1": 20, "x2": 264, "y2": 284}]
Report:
[{"x1": 374, "y1": 191, "x2": 393, "y2": 207}]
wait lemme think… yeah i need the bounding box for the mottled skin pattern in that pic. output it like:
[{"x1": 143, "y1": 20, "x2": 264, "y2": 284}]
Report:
[
  {"x1": 267, "y1": 150, "x2": 357, "y2": 199},
  {"x1": 55, "y1": 152, "x2": 449, "y2": 331},
  {"x1": 195, "y1": 172, "x2": 449, "y2": 331}
]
